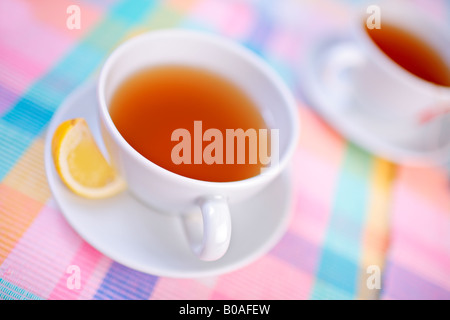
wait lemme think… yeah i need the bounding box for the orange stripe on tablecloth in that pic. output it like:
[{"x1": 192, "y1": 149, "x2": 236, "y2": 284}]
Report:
[
  {"x1": 3, "y1": 137, "x2": 51, "y2": 203},
  {"x1": 166, "y1": 0, "x2": 201, "y2": 12},
  {"x1": 28, "y1": 0, "x2": 102, "y2": 41},
  {"x1": 396, "y1": 165, "x2": 450, "y2": 213},
  {"x1": 357, "y1": 158, "x2": 396, "y2": 300},
  {"x1": 0, "y1": 184, "x2": 45, "y2": 264},
  {"x1": 297, "y1": 105, "x2": 345, "y2": 164}
]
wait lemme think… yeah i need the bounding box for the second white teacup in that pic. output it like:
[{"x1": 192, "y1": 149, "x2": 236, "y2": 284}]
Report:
[{"x1": 327, "y1": 2, "x2": 450, "y2": 150}]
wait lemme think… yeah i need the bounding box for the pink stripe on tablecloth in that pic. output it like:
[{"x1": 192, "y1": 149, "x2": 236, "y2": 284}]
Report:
[
  {"x1": 219, "y1": 2, "x2": 255, "y2": 40},
  {"x1": 152, "y1": 277, "x2": 215, "y2": 300},
  {"x1": 395, "y1": 166, "x2": 450, "y2": 213},
  {"x1": 47, "y1": 241, "x2": 104, "y2": 300},
  {"x1": 191, "y1": 0, "x2": 230, "y2": 23},
  {"x1": 0, "y1": 205, "x2": 83, "y2": 298},
  {"x1": 0, "y1": 45, "x2": 44, "y2": 78},
  {"x1": 0, "y1": 45, "x2": 46, "y2": 95},
  {"x1": 191, "y1": 0, "x2": 254, "y2": 39},
  {"x1": 0, "y1": 0, "x2": 102, "y2": 100},
  {"x1": 297, "y1": 106, "x2": 345, "y2": 163},
  {"x1": 393, "y1": 193, "x2": 449, "y2": 253},
  {"x1": 411, "y1": 0, "x2": 448, "y2": 20},
  {"x1": 389, "y1": 184, "x2": 450, "y2": 290},
  {"x1": 294, "y1": 148, "x2": 340, "y2": 207},
  {"x1": 267, "y1": 29, "x2": 300, "y2": 62},
  {"x1": 391, "y1": 184, "x2": 449, "y2": 255},
  {"x1": 0, "y1": 1, "x2": 75, "y2": 69},
  {"x1": 288, "y1": 146, "x2": 339, "y2": 245},
  {"x1": 213, "y1": 255, "x2": 312, "y2": 299},
  {"x1": 290, "y1": 191, "x2": 331, "y2": 245},
  {"x1": 26, "y1": 0, "x2": 102, "y2": 40}
]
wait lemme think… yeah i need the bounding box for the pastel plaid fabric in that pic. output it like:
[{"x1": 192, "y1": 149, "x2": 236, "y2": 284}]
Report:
[{"x1": 0, "y1": 0, "x2": 449, "y2": 300}]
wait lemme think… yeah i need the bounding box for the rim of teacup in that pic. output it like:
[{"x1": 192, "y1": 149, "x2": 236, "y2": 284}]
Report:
[{"x1": 98, "y1": 28, "x2": 300, "y2": 189}]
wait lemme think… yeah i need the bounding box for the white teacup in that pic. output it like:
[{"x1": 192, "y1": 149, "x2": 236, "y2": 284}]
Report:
[
  {"x1": 326, "y1": 2, "x2": 450, "y2": 148},
  {"x1": 97, "y1": 30, "x2": 299, "y2": 261}
]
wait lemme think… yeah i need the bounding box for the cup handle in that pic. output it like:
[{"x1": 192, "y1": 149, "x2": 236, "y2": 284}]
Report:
[
  {"x1": 182, "y1": 196, "x2": 231, "y2": 261},
  {"x1": 321, "y1": 41, "x2": 365, "y2": 108}
]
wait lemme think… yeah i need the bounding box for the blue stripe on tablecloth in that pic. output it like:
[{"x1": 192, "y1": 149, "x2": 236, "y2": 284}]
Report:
[
  {"x1": 2, "y1": 97, "x2": 54, "y2": 136},
  {"x1": 0, "y1": 278, "x2": 42, "y2": 300},
  {"x1": 241, "y1": 3, "x2": 273, "y2": 58},
  {"x1": 0, "y1": 120, "x2": 35, "y2": 179},
  {"x1": 93, "y1": 262, "x2": 158, "y2": 300}
]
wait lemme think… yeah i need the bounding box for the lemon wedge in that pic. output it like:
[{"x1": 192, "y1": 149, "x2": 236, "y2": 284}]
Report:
[{"x1": 52, "y1": 118, "x2": 126, "y2": 199}]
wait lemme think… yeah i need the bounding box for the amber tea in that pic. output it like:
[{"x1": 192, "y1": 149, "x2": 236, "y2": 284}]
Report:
[
  {"x1": 109, "y1": 65, "x2": 270, "y2": 182},
  {"x1": 366, "y1": 23, "x2": 450, "y2": 87}
]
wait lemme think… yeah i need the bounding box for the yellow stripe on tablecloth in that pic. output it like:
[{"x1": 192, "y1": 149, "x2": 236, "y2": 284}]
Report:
[
  {"x1": 3, "y1": 137, "x2": 51, "y2": 204},
  {"x1": 166, "y1": 0, "x2": 201, "y2": 12},
  {"x1": 357, "y1": 158, "x2": 397, "y2": 300}
]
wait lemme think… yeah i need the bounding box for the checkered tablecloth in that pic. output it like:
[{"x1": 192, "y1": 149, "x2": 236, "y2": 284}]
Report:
[{"x1": 0, "y1": 0, "x2": 449, "y2": 300}]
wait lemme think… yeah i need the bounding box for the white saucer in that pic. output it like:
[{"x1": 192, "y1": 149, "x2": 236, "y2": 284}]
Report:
[
  {"x1": 44, "y1": 79, "x2": 294, "y2": 278},
  {"x1": 301, "y1": 36, "x2": 450, "y2": 166}
]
